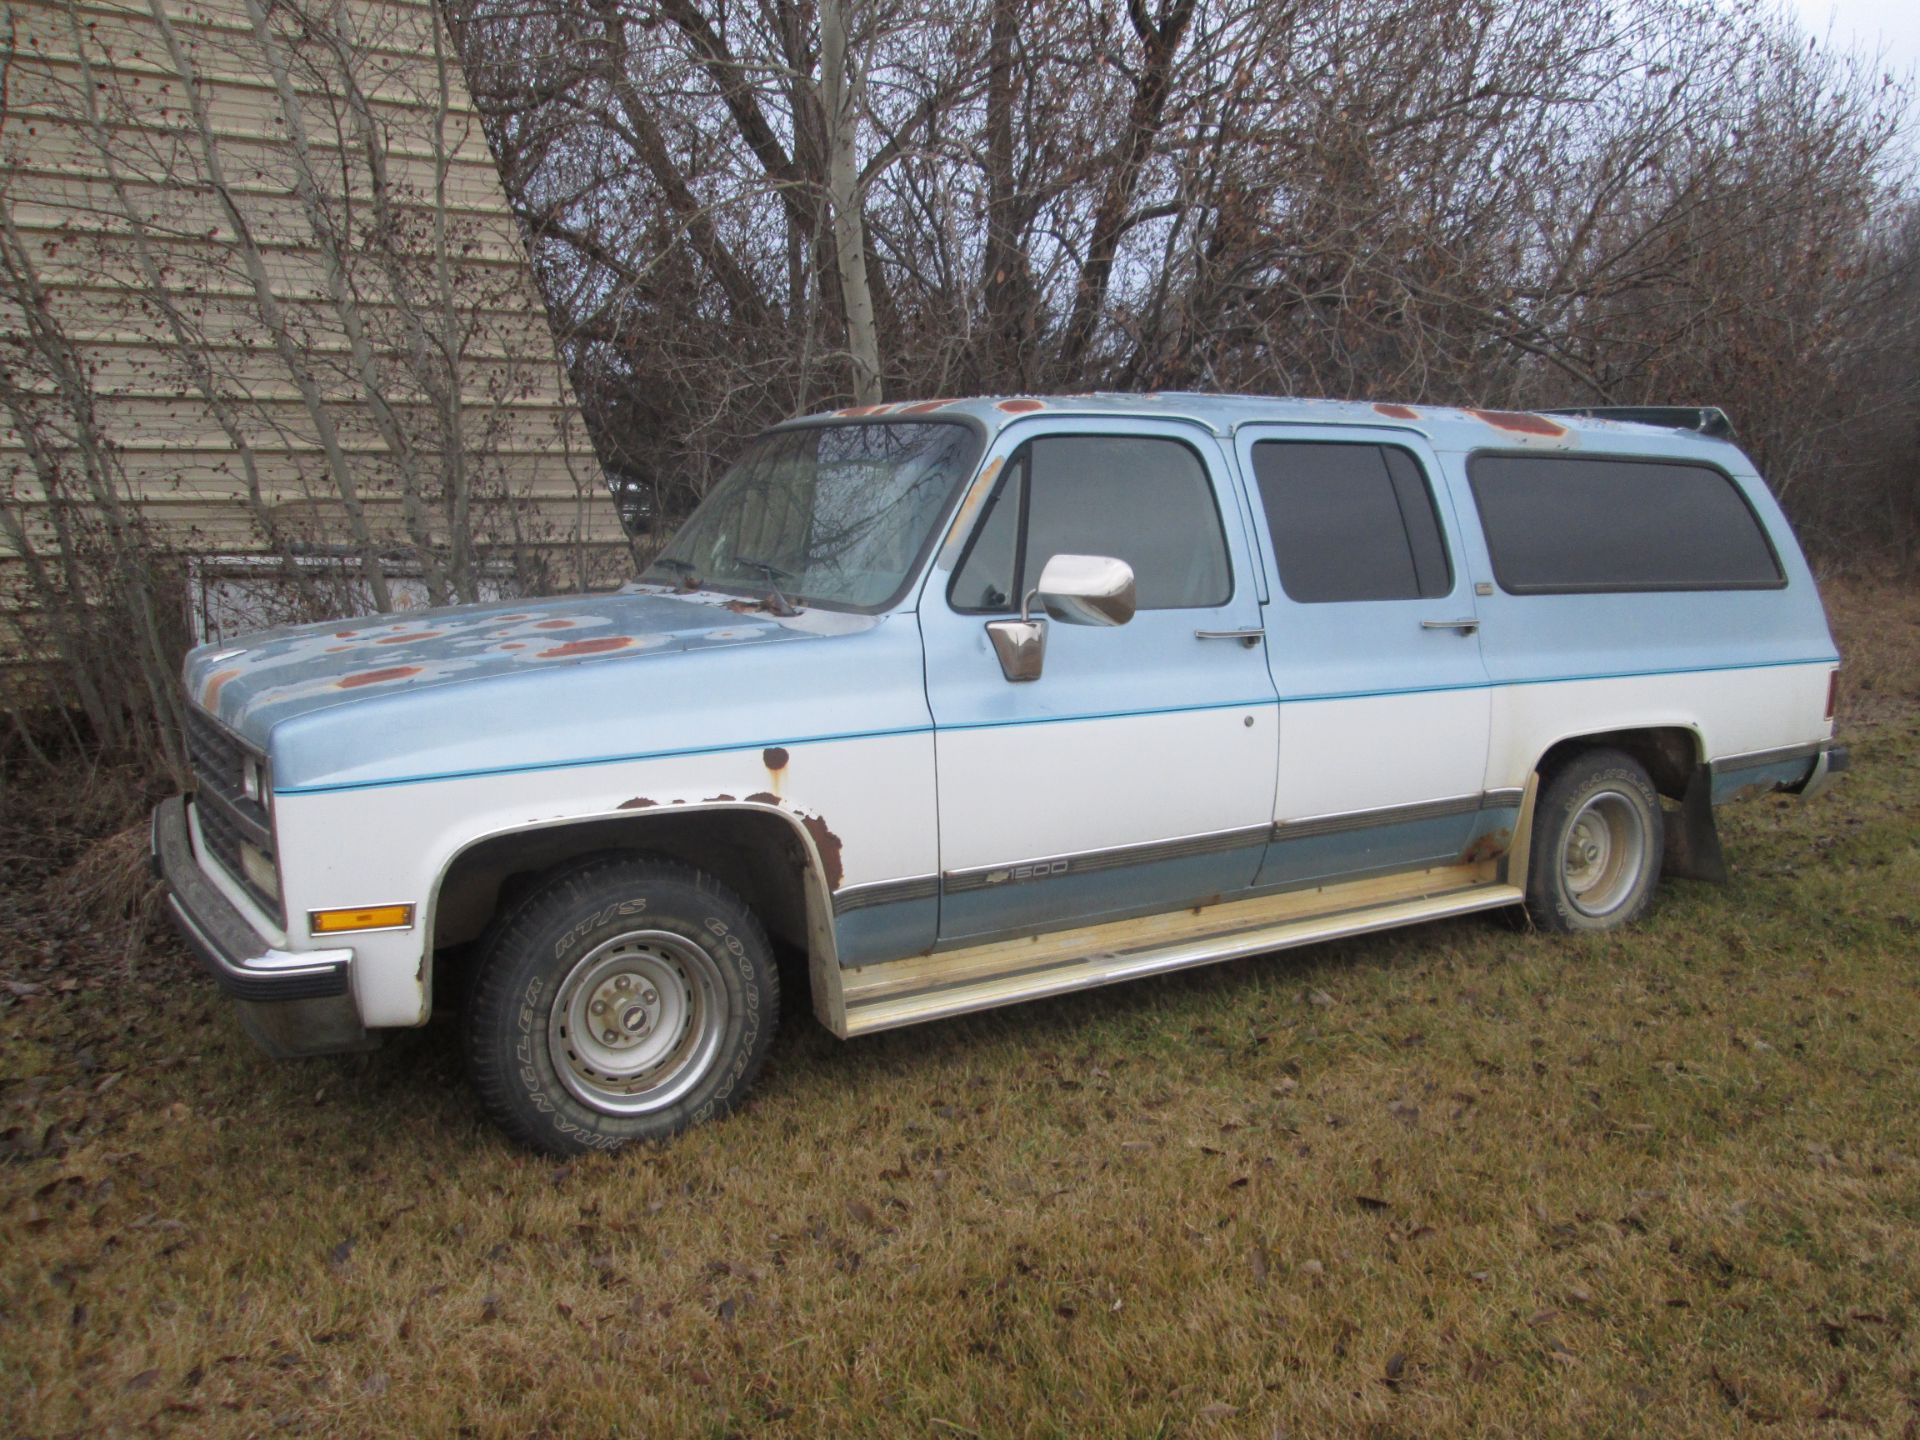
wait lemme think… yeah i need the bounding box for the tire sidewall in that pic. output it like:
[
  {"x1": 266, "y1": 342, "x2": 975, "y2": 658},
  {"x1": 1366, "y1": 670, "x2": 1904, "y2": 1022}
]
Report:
[
  {"x1": 1528, "y1": 753, "x2": 1664, "y2": 933},
  {"x1": 474, "y1": 866, "x2": 774, "y2": 1154}
]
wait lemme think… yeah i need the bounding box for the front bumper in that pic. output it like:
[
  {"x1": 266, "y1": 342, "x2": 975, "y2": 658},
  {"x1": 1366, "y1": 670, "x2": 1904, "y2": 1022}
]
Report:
[{"x1": 152, "y1": 796, "x2": 375, "y2": 1058}]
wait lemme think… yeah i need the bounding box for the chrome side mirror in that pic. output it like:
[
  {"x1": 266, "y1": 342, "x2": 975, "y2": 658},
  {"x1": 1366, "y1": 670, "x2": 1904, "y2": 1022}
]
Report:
[
  {"x1": 1033, "y1": 553, "x2": 1136, "y2": 628},
  {"x1": 985, "y1": 553, "x2": 1136, "y2": 682}
]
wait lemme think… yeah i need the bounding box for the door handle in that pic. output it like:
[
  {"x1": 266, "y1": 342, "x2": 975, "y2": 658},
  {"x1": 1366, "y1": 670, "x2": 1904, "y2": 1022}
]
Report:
[
  {"x1": 1195, "y1": 628, "x2": 1264, "y2": 648},
  {"x1": 1420, "y1": 617, "x2": 1480, "y2": 634}
]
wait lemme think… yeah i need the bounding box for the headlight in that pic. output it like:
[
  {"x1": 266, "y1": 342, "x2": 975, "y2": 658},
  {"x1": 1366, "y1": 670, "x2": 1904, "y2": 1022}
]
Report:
[{"x1": 241, "y1": 756, "x2": 263, "y2": 804}]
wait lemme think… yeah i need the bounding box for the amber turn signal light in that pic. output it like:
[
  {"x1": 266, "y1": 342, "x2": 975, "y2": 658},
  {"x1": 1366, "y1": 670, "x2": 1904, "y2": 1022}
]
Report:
[{"x1": 309, "y1": 904, "x2": 414, "y2": 935}]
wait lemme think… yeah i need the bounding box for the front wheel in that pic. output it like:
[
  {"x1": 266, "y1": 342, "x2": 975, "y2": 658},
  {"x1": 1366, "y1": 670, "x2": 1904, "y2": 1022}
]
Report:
[
  {"x1": 1524, "y1": 749, "x2": 1664, "y2": 933},
  {"x1": 464, "y1": 857, "x2": 779, "y2": 1155}
]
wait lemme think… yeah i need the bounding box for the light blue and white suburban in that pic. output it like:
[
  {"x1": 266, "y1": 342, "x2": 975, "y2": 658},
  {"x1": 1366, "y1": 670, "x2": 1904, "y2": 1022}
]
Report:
[{"x1": 153, "y1": 394, "x2": 1849, "y2": 1153}]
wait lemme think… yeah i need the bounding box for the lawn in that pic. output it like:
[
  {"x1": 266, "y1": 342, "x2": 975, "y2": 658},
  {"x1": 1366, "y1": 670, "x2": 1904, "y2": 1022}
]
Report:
[{"x1": 3, "y1": 581, "x2": 1917, "y2": 1438}]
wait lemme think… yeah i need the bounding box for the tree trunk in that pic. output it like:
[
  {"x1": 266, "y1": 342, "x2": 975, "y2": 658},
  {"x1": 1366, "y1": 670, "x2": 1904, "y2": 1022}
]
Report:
[{"x1": 820, "y1": 0, "x2": 883, "y2": 405}]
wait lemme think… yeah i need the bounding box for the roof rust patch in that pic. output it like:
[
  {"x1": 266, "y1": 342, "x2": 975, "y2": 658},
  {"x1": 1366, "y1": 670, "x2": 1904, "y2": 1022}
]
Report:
[
  {"x1": 336, "y1": 665, "x2": 423, "y2": 690},
  {"x1": 378, "y1": 630, "x2": 443, "y2": 645},
  {"x1": 898, "y1": 398, "x2": 956, "y2": 415},
  {"x1": 838, "y1": 404, "x2": 886, "y2": 418},
  {"x1": 1374, "y1": 403, "x2": 1420, "y2": 420},
  {"x1": 334, "y1": 631, "x2": 357, "y2": 639},
  {"x1": 537, "y1": 635, "x2": 633, "y2": 659},
  {"x1": 617, "y1": 797, "x2": 658, "y2": 810},
  {"x1": 744, "y1": 791, "x2": 781, "y2": 806},
  {"x1": 534, "y1": 619, "x2": 576, "y2": 630},
  {"x1": 996, "y1": 398, "x2": 1046, "y2": 414},
  {"x1": 1468, "y1": 408, "x2": 1566, "y2": 438},
  {"x1": 763, "y1": 746, "x2": 789, "y2": 771}
]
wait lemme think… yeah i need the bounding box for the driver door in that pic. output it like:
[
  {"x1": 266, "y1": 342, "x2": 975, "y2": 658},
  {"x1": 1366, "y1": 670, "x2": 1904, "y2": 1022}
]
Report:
[{"x1": 917, "y1": 420, "x2": 1279, "y2": 945}]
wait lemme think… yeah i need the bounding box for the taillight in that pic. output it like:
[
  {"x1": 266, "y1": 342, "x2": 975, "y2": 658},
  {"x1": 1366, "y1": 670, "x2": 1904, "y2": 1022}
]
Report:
[{"x1": 1825, "y1": 670, "x2": 1839, "y2": 722}]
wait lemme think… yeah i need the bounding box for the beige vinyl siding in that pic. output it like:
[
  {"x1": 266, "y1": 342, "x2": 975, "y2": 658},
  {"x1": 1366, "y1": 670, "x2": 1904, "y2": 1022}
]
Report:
[{"x1": 0, "y1": 0, "x2": 624, "y2": 701}]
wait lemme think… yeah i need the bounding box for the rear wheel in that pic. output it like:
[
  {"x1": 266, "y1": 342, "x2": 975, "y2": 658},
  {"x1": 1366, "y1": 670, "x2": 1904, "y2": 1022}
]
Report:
[
  {"x1": 464, "y1": 857, "x2": 779, "y2": 1155},
  {"x1": 1524, "y1": 749, "x2": 1664, "y2": 932}
]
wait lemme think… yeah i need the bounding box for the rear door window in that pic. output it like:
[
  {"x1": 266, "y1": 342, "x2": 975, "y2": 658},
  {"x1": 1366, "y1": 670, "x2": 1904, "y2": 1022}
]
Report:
[
  {"x1": 1251, "y1": 442, "x2": 1452, "y2": 603},
  {"x1": 1468, "y1": 455, "x2": 1783, "y2": 593}
]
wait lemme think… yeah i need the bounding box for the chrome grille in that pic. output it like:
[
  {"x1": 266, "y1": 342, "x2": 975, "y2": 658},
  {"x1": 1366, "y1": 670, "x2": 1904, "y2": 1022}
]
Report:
[
  {"x1": 185, "y1": 706, "x2": 281, "y2": 920},
  {"x1": 184, "y1": 705, "x2": 249, "y2": 798}
]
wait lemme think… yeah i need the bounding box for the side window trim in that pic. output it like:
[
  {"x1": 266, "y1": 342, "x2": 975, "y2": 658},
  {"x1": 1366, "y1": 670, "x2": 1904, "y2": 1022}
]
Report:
[{"x1": 947, "y1": 430, "x2": 1237, "y2": 615}]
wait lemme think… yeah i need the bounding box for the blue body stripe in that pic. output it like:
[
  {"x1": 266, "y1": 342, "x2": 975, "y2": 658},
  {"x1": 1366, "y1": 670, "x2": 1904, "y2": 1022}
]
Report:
[{"x1": 275, "y1": 655, "x2": 1839, "y2": 795}]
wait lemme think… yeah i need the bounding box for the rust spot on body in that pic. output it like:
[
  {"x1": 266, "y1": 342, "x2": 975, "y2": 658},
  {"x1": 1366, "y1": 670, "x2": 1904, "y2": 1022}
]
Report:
[
  {"x1": 839, "y1": 404, "x2": 886, "y2": 418},
  {"x1": 378, "y1": 630, "x2": 443, "y2": 645},
  {"x1": 1374, "y1": 403, "x2": 1420, "y2": 420},
  {"x1": 763, "y1": 746, "x2": 789, "y2": 771},
  {"x1": 534, "y1": 619, "x2": 576, "y2": 630},
  {"x1": 617, "y1": 797, "x2": 658, "y2": 810},
  {"x1": 337, "y1": 665, "x2": 422, "y2": 689},
  {"x1": 1461, "y1": 829, "x2": 1513, "y2": 864},
  {"x1": 706, "y1": 793, "x2": 736, "y2": 803},
  {"x1": 201, "y1": 667, "x2": 241, "y2": 709},
  {"x1": 538, "y1": 635, "x2": 633, "y2": 659},
  {"x1": 334, "y1": 631, "x2": 357, "y2": 639},
  {"x1": 498, "y1": 642, "x2": 525, "y2": 650},
  {"x1": 899, "y1": 399, "x2": 956, "y2": 414},
  {"x1": 1468, "y1": 409, "x2": 1565, "y2": 438},
  {"x1": 744, "y1": 791, "x2": 781, "y2": 806},
  {"x1": 997, "y1": 398, "x2": 1046, "y2": 414},
  {"x1": 800, "y1": 813, "x2": 845, "y2": 890}
]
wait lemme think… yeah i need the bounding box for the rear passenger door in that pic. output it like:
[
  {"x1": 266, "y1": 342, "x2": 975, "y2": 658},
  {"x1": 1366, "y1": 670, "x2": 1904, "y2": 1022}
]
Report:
[
  {"x1": 920, "y1": 421, "x2": 1279, "y2": 944},
  {"x1": 1237, "y1": 429, "x2": 1505, "y2": 888}
]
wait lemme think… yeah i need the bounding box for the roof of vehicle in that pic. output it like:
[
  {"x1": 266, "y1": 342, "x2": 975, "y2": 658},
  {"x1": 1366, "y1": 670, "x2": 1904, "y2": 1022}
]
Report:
[{"x1": 788, "y1": 393, "x2": 1744, "y2": 459}]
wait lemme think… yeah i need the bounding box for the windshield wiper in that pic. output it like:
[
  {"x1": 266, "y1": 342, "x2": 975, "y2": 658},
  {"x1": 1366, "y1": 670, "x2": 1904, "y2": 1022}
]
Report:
[
  {"x1": 730, "y1": 554, "x2": 801, "y2": 617},
  {"x1": 646, "y1": 555, "x2": 701, "y2": 590}
]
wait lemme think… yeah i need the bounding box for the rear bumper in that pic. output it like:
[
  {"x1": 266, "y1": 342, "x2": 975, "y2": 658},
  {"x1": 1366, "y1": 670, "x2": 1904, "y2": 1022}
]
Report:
[
  {"x1": 152, "y1": 796, "x2": 374, "y2": 1057},
  {"x1": 1792, "y1": 742, "x2": 1849, "y2": 803}
]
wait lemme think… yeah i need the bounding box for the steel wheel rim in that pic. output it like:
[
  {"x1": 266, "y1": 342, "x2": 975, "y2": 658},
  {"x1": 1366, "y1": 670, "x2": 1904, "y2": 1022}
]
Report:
[
  {"x1": 1562, "y1": 790, "x2": 1646, "y2": 918},
  {"x1": 548, "y1": 929, "x2": 728, "y2": 1115}
]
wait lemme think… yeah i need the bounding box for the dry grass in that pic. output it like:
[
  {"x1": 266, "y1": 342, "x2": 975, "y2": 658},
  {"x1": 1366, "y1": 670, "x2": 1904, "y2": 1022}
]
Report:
[{"x1": 3, "y1": 581, "x2": 1917, "y2": 1438}]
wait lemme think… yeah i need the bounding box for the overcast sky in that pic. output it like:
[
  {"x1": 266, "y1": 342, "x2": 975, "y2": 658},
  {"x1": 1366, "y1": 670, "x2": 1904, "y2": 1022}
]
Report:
[{"x1": 1785, "y1": 0, "x2": 1920, "y2": 160}]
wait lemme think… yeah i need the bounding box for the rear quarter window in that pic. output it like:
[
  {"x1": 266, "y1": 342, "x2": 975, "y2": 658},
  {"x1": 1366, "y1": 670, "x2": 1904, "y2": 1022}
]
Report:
[{"x1": 1468, "y1": 454, "x2": 1784, "y2": 594}]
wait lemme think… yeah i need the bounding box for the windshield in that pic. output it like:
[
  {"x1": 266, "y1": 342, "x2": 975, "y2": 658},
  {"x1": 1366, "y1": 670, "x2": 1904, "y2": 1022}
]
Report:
[{"x1": 641, "y1": 421, "x2": 983, "y2": 611}]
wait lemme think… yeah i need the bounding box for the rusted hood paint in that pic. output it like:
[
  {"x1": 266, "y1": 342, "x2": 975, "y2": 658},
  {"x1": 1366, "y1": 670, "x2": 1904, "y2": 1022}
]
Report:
[{"x1": 185, "y1": 589, "x2": 840, "y2": 745}]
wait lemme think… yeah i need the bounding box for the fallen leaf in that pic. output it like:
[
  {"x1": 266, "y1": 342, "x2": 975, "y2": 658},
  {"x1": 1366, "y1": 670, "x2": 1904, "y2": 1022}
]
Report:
[{"x1": 1198, "y1": 1402, "x2": 1240, "y2": 1419}]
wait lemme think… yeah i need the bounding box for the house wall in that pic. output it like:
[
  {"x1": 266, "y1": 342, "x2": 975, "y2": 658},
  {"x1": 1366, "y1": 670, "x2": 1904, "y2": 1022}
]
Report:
[{"x1": 0, "y1": 0, "x2": 627, "y2": 705}]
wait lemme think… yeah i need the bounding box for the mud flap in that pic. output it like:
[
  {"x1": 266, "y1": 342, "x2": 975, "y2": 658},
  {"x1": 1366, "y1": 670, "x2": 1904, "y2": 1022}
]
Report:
[{"x1": 1663, "y1": 765, "x2": 1729, "y2": 884}]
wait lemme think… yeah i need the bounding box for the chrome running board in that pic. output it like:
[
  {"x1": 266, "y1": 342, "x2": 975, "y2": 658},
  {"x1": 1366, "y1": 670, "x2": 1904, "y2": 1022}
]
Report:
[{"x1": 829, "y1": 860, "x2": 1523, "y2": 1038}]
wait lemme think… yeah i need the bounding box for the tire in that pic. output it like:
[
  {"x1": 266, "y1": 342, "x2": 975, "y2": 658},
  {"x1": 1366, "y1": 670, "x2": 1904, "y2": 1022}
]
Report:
[
  {"x1": 1523, "y1": 748, "x2": 1665, "y2": 933},
  {"x1": 464, "y1": 856, "x2": 779, "y2": 1155}
]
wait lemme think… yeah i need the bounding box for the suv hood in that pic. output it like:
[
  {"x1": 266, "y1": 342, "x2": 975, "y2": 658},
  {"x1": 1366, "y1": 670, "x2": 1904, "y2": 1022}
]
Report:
[{"x1": 185, "y1": 587, "x2": 860, "y2": 747}]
